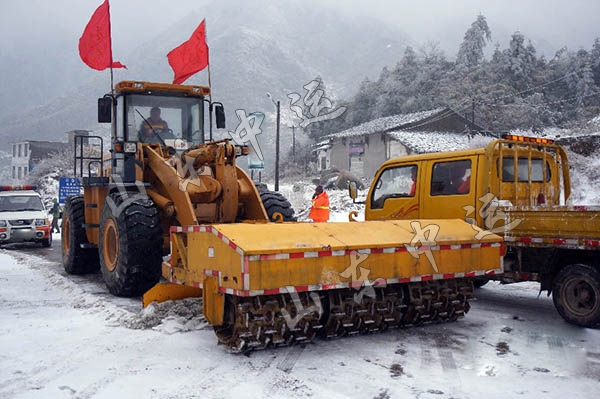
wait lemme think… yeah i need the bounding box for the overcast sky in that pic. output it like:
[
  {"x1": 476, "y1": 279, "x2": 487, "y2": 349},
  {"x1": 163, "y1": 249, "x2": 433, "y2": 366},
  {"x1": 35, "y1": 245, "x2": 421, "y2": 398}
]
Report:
[{"x1": 1, "y1": 0, "x2": 599, "y2": 57}]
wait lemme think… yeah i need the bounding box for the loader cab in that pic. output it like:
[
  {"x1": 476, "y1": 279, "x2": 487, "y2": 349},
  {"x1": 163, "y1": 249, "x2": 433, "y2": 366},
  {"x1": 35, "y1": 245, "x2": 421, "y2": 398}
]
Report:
[{"x1": 98, "y1": 81, "x2": 225, "y2": 183}]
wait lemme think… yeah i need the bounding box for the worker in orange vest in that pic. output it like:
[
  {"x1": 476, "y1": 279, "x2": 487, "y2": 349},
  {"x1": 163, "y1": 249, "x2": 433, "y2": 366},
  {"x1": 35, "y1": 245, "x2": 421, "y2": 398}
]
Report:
[{"x1": 309, "y1": 185, "x2": 330, "y2": 222}]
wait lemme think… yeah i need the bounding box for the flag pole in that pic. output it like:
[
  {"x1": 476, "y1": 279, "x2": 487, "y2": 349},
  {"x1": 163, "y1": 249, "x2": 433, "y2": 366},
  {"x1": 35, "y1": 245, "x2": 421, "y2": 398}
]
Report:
[
  {"x1": 206, "y1": 19, "x2": 212, "y2": 102},
  {"x1": 107, "y1": 0, "x2": 114, "y2": 94},
  {"x1": 205, "y1": 19, "x2": 213, "y2": 141}
]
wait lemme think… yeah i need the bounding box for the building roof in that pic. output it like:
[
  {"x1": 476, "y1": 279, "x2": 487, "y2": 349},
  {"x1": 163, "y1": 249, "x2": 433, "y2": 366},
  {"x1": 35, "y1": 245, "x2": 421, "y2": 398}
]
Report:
[
  {"x1": 326, "y1": 108, "x2": 446, "y2": 139},
  {"x1": 27, "y1": 141, "x2": 70, "y2": 163},
  {"x1": 387, "y1": 131, "x2": 494, "y2": 154}
]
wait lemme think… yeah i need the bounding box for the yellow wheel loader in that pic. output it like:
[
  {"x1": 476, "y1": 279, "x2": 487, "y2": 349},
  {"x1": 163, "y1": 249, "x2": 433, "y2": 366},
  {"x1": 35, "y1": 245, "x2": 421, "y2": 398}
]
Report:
[{"x1": 63, "y1": 81, "x2": 503, "y2": 352}]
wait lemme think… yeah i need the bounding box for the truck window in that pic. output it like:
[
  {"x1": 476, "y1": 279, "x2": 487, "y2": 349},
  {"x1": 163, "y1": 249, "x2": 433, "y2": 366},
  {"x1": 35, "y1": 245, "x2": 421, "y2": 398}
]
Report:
[
  {"x1": 499, "y1": 158, "x2": 551, "y2": 182},
  {"x1": 371, "y1": 165, "x2": 417, "y2": 209},
  {"x1": 431, "y1": 160, "x2": 471, "y2": 196}
]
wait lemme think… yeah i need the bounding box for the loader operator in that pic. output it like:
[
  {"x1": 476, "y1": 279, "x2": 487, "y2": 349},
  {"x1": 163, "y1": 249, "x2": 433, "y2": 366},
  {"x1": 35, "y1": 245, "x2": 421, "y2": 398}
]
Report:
[{"x1": 139, "y1": 107, "x2": 173, "y2": 142}]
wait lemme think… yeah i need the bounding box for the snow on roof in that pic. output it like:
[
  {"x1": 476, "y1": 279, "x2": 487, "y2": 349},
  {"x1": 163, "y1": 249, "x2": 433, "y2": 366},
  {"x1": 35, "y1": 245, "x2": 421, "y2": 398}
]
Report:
[
  {"x1": 387, "y1": 130, "x2": 494, "y2": 153},
  {"x1": 326, "y1": 108, "x2": 446, "y2": 139}
]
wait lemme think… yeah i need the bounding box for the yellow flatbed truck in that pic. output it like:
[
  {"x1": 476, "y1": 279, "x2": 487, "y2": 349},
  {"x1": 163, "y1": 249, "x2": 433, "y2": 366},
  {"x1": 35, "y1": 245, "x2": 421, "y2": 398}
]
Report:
[{"x1": 355, "y1": 134, "x2": 600, "y2": 327}]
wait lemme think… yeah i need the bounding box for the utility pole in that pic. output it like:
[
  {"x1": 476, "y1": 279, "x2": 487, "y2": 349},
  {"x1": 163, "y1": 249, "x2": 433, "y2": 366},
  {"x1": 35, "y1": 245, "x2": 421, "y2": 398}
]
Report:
[
  {"x1": 292, "y1": 124, "x2": 296, "y2": 163},
  {"x1": 275, "y1": 100, "x2": 280, "y2": 192},
  {"x1": 471, "y1": 98, "x2": 475, "y2": 132},
  {"x1": 267, "y1": 92, "x2": 281, "y2": 192}
]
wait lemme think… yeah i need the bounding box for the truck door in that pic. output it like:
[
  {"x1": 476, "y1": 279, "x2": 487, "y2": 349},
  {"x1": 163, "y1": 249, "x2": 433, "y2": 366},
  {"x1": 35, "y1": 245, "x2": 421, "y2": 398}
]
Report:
[
  {"x1": 366, "y1": 162, "x2": 421, "y2": 220},
  {"x1": 421, "y1": 156, "x2": 478, "y2": 220}
]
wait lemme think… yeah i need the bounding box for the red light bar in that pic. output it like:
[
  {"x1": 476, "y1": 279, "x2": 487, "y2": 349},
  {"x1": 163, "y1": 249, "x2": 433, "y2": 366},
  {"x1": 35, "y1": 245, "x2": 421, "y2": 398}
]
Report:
[
  {"x1": 502, "y1": 134, "x2": 554, "y2": 144},
  {"x1": 0, "y1": 185, "x2": 38, "y2": 191}
]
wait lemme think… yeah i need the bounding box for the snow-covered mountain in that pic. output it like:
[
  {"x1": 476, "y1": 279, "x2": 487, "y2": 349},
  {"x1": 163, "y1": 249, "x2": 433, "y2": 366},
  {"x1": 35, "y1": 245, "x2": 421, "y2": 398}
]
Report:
[{"x1": 0, "y1": 1, "x2": 413, "y2": 150}]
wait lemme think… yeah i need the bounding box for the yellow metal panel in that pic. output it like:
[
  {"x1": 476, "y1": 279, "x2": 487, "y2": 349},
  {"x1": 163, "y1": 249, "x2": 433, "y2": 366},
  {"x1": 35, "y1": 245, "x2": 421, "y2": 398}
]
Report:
[
  {"x1": 164, "y1": 220, "x2": 502, "y2": 293},
  {"x1": 505, "y1": 206, "x2": 600, "y2": 239},
  {"x1": 187, "y1": 231, "x2": 244, "y2": 290},
  {"x1": 142, "y1": 282, "x2": 202, "y2": 308},
  {"x1": 203, "y1": 275, "x2": 225, "y2": 325},
  {"x1": 208, "y1": 219, "x2": 498, "y2": 255}
]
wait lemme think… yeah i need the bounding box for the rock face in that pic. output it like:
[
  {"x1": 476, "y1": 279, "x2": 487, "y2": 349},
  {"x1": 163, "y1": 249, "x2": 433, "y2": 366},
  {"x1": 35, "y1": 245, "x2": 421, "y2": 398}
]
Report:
[
  {"x1": 317, "y1": 168, "x2": 365, "y2": 190},
  {"x1": 557, "y1": 133, "x2": 600, "y2": 157}
]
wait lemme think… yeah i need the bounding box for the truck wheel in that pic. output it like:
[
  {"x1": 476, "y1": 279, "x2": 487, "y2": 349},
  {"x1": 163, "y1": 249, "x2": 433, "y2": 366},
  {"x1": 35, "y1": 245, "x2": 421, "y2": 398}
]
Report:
[
  {"x1": 99, "y1": 191, "x2": 163, "y2": 297},
  {"x1": 552, "y1": 264, "x2": 600, "y2": 327},
  {"x1": 259, "y1": 190, "x2": 296, "y2": 222},
  {"x1": 62, "y1": 195, "x2": 99, "y2": 274}
]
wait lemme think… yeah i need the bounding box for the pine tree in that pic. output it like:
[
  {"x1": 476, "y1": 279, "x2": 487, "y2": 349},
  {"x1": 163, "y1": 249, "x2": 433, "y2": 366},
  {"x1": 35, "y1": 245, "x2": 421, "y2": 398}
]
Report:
[
  {"x1": 504, "y1": 31, "x2": 537, "y2": 87},
  {"x1": 566, "y1": 49, "x2": 598, "y2": 109},
  {"x1": 456, "y1": 14, "x2": 492, "y2": 68},
  {"x1": 591, "y1": 38, "x2": 600, "y2": 87}
]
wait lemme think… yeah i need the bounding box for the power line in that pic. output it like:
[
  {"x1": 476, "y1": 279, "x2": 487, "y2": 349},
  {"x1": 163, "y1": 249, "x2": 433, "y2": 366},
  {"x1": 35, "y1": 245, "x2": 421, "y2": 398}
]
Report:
[
  {"x1": 484, "y1": 90, "x2": 600, "y2": 109},
  {"x1": 480, "y1": 72, "x2": 576, "y2": 105}
]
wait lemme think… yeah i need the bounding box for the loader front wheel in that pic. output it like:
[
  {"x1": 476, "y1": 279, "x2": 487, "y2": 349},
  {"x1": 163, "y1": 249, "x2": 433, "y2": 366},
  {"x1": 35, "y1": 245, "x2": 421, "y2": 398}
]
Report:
[
  {"x1": 259, "y1": 190, "x2": 296, "y2": 222},
  {"x1": 99, "y1": 192, "x2": 163, "y2": 297},
  {"x1": 62, "y1": 195, "x2": 99, "y2": 274},
  {"x1": 552, "y1": 264, "x2": 600, "y2": 327}
]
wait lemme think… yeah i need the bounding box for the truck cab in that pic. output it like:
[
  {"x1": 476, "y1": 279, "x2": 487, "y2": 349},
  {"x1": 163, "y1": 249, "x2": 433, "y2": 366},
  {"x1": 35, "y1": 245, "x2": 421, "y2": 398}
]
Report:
[{"x1": 366, "y1": 135, "x2": 568, "y2": 224}]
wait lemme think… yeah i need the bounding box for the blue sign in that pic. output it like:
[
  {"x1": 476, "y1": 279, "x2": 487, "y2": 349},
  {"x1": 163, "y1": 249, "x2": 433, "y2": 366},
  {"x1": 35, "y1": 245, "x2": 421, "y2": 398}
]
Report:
[{"x1": 58, "y1": 177, "x2": 81, "y2": 204}]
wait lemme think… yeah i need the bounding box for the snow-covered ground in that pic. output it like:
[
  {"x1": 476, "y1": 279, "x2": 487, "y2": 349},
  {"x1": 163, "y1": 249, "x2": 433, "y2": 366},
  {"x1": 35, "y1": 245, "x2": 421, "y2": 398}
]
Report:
[{"x1": 1, "y1": 235, "x2": 599, "y2": 399}]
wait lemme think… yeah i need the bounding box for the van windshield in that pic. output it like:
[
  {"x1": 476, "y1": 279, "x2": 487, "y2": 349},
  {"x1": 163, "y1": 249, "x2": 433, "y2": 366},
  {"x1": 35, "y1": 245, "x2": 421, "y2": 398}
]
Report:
[{"x1": 0, "y1": 195, "x2": 44, "y2": 212}]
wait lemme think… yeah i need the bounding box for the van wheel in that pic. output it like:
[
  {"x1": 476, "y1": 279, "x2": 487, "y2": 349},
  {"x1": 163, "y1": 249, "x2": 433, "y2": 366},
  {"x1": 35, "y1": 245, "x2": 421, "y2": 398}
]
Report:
[
  {"x1": 62, "y1": 195, "x2": 99, "y2": 274},
  {"x1": 99, "y1": 191, "x2": 163, "y2": 297},
  {"x1": 552, "y1": 264, "x2": 600, "y2": 327}
]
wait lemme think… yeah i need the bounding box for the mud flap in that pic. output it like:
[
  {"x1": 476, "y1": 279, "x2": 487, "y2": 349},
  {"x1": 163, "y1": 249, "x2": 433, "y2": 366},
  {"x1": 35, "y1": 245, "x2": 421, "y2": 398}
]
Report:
[
  {"x1": 142, "y1": 282, "x2": 203, "y2": 308},
  {"x1": 203, "y1": 275, "x2": 225, "y2": 326}
]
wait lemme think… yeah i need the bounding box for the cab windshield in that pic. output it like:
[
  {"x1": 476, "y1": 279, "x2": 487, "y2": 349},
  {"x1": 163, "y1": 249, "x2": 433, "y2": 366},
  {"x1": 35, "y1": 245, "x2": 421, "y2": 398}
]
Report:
[
  {"x1": 125, "y1": 94, "x2": 204, "y2": 146},
  {"x1": 0, "y1": 195, "x2": 44, "y2": 212}
]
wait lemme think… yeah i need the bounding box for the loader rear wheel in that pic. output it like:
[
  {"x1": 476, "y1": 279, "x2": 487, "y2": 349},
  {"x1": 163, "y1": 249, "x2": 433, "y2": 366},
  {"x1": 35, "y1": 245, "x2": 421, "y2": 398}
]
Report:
[
  {"x1": 259, "y1": 190, "x2": 296, "y2": 222},
  {"x1": 62, "y1": 195, "x2": 99, "y2": 274},
  {"x1": 552, "y1": 264, "x2": 600, "y2": 327},
  {"x1": 99, "y1": 192, "x2": 163, "y2": 297}
]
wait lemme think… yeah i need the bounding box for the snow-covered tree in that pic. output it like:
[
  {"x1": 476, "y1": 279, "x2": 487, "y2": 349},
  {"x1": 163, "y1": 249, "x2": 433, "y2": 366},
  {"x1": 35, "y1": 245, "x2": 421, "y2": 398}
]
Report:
[
  {"x1": 566, "y1": 49, "x2": 598, "y2": 109},
  {"x1": 456, "y1": 14, "x2": 492, "y2": 68},
  {"x1": 504, "y1": 31, "x2": 537, "y2": 86},
  {"x1": 590, "y1": 38, "x2": 600, "y2": 87}
]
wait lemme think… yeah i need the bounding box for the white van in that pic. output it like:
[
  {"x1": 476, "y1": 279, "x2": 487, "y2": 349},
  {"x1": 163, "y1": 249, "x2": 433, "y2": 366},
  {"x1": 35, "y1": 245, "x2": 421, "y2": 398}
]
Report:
[{"x1": 0, "y1": 186, "x2": 52, "y2": 247}]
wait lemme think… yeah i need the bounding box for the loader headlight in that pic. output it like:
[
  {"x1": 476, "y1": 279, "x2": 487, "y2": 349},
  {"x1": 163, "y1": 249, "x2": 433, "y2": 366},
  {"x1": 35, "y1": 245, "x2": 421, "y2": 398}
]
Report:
[
  {"x1": 0, "y1": 220, "x2": 6, "y2": 227},
  {"x1": 35, "y1": 218, "x2": 47, "y2": 226},
  {"x1": 124, "y1": 142, "x2": 137, "y2": 153}
]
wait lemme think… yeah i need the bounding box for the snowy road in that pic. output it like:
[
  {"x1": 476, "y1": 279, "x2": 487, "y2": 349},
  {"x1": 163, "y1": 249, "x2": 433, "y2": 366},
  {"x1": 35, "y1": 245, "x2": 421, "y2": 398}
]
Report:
[{"x1": 1, "y1": 237, "x2": 599, "y2": 399}]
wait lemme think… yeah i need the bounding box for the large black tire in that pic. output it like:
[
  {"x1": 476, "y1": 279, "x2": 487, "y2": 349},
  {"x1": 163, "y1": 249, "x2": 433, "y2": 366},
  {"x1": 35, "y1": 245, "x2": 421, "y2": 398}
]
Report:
[
  {"x1": 259, "y1": 190, "x2": 296, "y2": 222},
  {"x1": 552, "y1": 264, "x2": 600, "y2": 327},
  {"x1": 99, "y1": 191, "x2": 163, "y2": 297},
  {"x1": 62, "y1": 195, "x2": 99, "y2": 274},
  {"x1": 473, "y1": 278, "x2": 489, "y2": 288}
]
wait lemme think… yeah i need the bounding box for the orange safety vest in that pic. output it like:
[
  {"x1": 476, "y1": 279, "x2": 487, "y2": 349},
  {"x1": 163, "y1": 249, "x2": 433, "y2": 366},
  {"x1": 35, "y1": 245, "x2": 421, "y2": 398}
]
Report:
[
  {"x1": 309, "y1": 191, "x2": 330, "y2": 222},
  {"x1": 141, "y1": 119, "x2": 168, "y2": 137}
]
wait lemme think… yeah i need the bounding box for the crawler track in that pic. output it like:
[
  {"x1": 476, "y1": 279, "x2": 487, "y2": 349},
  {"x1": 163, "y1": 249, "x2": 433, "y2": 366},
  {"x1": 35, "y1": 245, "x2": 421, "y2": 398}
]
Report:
[{"x1": 214, "y1": 279, "x2": 474, "y2": 353}]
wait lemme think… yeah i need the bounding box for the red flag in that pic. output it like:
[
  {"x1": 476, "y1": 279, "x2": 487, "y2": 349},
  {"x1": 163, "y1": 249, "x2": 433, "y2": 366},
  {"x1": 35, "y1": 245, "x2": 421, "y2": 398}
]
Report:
[
  {"x1": 167, "y1": 19, "x2": 209, "y2": 84},
  {"x1": 78, "y1": 0, "x2": 126, "y2": 71}
]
